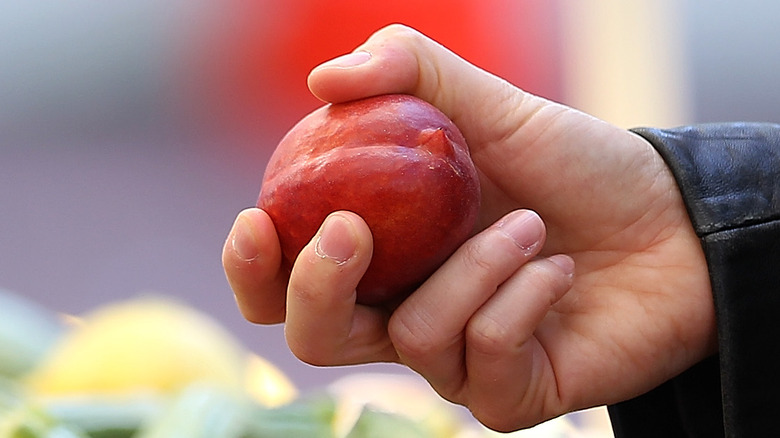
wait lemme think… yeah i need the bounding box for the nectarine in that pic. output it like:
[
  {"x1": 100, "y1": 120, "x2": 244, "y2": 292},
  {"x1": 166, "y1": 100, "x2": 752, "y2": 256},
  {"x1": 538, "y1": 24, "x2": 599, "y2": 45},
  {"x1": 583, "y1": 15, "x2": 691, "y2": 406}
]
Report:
[{"x1": 258, "y1": 94, "x2": 480, "y2": 305}]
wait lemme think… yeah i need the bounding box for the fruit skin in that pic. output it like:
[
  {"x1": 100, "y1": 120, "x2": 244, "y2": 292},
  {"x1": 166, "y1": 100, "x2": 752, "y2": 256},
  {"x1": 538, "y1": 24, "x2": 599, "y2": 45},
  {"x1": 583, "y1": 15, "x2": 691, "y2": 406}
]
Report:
[{"x1": 258, "y1": 94, "x2": 480, "y2": 305}]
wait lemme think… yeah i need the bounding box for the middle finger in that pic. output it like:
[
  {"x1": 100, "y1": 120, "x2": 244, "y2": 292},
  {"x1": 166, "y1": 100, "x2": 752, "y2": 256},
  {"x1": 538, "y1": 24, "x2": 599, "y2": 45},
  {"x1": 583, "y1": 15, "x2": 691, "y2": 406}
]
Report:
[{"x1": 388, "y1": 209, "x2": 546, "y2": 398}]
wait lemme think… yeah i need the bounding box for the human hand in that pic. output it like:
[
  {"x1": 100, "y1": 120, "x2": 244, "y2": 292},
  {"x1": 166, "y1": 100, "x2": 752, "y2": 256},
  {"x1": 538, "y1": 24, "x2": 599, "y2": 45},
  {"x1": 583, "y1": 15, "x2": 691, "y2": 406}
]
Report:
[{"x1": 222, "y1": 24, "x2": 716, "y2": 431}]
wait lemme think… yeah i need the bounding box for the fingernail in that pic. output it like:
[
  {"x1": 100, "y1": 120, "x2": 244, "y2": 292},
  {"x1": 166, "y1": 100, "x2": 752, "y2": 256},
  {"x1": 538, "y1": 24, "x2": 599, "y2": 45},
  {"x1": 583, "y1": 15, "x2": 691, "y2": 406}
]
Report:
[
  {"x1": 496, "y1": 210, "x2": 544, "y2": 255},
  {"x1": 232, "y1": 216, "x2": 259, "y2": 261},
  {"x1": 315, "y1": 213, "x2": 357, "y2": 264},
  {"x1": 548, "y1": 254, "x2": 575, "y2": 278},
  {"x1": 316, "y1": 51, "x2": 371, "y2": 70}
]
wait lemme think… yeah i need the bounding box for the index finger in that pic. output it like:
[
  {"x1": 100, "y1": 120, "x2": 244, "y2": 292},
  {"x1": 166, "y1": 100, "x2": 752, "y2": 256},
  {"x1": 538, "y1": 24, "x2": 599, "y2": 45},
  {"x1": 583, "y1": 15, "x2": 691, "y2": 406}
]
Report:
[{"x1": 284, "y1": 211, "x2": 399, "y2": 366}]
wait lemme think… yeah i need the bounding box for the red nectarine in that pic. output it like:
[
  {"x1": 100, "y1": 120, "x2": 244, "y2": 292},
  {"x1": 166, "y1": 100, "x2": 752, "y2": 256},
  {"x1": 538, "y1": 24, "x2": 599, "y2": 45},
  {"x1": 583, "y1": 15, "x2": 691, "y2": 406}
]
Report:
[{"x1": 258, "y1": 94, "x2": 480, "y2": 305}]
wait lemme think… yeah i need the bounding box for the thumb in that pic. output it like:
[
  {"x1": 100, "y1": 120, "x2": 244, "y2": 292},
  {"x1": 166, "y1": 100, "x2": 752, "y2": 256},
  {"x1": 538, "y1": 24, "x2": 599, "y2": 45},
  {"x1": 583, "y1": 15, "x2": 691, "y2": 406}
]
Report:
[{"x1": 306, "y1": 24, "x2": 554, "y2": 155}]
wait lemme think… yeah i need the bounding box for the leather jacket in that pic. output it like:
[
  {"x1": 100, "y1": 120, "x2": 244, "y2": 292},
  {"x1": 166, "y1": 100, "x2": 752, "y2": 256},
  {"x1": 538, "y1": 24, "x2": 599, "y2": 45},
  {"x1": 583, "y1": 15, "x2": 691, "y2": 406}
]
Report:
[{"x1": 608, "y1": 123, "x2": 780, "y2": 437}]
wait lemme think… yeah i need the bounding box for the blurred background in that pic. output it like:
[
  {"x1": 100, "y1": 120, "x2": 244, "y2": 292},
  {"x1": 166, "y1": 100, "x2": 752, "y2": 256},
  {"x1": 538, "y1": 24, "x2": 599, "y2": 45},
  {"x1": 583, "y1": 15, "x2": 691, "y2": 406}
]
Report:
[{"x1": 1, "y1": 0, "x2": 778, "y2": 434}]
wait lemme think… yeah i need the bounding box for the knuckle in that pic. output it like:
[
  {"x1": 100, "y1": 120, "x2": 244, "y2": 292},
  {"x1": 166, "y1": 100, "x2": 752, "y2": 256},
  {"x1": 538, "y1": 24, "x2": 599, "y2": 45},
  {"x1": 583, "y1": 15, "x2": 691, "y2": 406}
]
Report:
[
  {"x1": 377, "y1": 23, "x2": 421, "y2": 41},
  {"x1": 288, "y1": 279, "x2": 322, "y2": 307},
  {"x1": 388, "y1": 311, "x2": 439, "y2": 359},
  {"x1": 465, "y1": 315, "x2": 513, "y2": 356},
  {"x1": 459, "y1": 238, "x2": 496, "y2": 282},
  {"x1": 457, "y1": 226, "x2": 536, "y2": 288},
  {"x1": 526, "y1": 261, "x2": 571, "y2": 305}
]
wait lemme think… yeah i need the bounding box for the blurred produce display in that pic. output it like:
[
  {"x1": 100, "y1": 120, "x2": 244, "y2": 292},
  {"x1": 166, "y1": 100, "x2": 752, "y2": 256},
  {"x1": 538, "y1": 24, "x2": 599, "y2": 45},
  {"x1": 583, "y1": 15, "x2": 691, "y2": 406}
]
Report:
[{"x1": 0, "y1": 289, "x2": 609, "y2": 437}]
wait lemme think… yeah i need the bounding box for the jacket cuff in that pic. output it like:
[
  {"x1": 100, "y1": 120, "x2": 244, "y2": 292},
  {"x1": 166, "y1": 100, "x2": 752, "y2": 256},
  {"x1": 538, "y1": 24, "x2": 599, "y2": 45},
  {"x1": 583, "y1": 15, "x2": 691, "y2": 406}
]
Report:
[
  {"x1": 631, "y1": 123, "x2": 780, "y2": 436},
  {"x1": 632, "y1": 123, "x2": 780, "y2": 236}
]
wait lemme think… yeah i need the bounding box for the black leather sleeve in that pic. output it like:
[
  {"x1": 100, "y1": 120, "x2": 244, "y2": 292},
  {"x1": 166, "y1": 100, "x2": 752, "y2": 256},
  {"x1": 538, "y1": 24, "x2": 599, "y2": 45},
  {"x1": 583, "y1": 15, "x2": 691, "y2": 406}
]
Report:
[{"x1": 608, "y1": 123, "x2": 780, "y2": 438}]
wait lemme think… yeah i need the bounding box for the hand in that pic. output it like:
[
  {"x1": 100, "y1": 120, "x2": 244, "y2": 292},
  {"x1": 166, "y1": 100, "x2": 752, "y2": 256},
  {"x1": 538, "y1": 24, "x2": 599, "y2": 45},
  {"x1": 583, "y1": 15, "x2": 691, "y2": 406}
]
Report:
[{"x1": 222, "y1": 24, "x2": 716, "y2": 431}]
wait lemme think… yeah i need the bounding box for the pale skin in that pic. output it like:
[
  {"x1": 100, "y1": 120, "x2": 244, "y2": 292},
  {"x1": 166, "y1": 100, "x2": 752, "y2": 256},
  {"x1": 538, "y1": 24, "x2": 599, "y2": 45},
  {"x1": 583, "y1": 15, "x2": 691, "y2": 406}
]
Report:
[{"x1": 222, "y1": 24, "x2": 717, "y2": 432}]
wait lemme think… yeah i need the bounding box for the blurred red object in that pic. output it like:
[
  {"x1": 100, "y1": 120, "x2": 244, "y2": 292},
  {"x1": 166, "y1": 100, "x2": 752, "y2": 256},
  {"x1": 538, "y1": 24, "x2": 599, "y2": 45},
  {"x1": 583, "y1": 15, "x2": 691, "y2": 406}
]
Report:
[{"x1": 183, "y1": 1, "x2": 562, "y2": 143}]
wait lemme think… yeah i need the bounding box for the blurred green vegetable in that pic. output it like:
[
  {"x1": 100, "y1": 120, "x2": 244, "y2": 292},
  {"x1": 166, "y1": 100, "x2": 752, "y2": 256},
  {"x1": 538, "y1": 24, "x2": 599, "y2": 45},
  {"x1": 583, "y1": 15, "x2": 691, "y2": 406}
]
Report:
[
  {"x1": 42, "y1": 394, "x2": 164, "y2": 438},
  {"x1": 245, "y1": 393, "x2": 337, "y2": 438},
  {"x1": 1, "y1": 377, "x2": 86, "y2": 438},
  {"x1": 135, "y1": 384, "x2": 247, "y2": 438},
  {"x1": 0, "y1": 289, "x2": 64, "y2": 378},
  {"x1": 346, "y1": 407, "x2": 432, "y2": 438}
]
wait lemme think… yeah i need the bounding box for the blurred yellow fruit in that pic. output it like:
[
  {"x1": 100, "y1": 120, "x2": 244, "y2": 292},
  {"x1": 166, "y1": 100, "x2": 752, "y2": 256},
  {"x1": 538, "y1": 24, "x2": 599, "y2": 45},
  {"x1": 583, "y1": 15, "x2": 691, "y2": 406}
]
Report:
[
  {"x1": 25, "y1": 295, "x2": 248, "y2": 396},
  {"x1": 244, "y1": 353, "x2": 297, "y2": 407}
]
